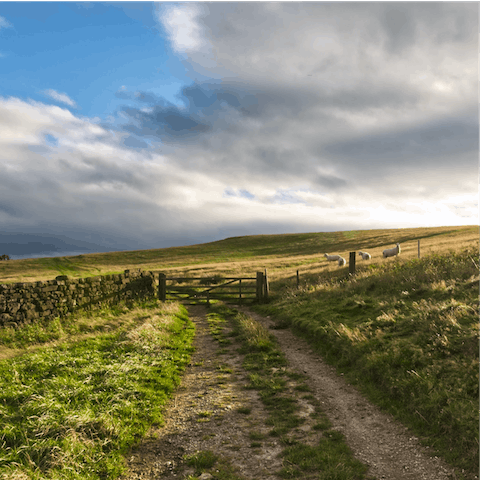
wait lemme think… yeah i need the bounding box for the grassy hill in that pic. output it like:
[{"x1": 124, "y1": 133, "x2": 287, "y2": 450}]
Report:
[{"x1": 0, "y1": 225, "x2": 477, "y2": 284}]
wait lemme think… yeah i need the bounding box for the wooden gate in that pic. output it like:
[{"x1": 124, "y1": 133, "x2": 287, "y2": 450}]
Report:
[{"x1": 158, "y1": 271, "x2": 268, "y2": 304}]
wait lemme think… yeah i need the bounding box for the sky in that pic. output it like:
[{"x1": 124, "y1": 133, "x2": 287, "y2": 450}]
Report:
[{"x1": 0, "y1": 2, "x2": 478, "y2": 258}]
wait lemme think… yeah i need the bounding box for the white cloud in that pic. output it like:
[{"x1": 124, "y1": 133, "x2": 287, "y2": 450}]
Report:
[
  {"x1": 43, "y1": 89, "x2": 77, "y2": 108},
  {"x1": 157, "y1": 4, "x2": 209, "y2": 53},
  {"x1": 0, "y1": 16, "x2": 12, "y2": 29}
]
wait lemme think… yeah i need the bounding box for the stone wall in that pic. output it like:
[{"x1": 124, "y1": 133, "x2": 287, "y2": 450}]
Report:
[{"x1": 0, "y1": 269, "x2": 156, "y2": 328}]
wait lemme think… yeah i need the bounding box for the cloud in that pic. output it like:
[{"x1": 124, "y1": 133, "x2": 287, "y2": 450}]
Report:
[
  {"x1": 0, "y1": 3, "x2": 477, "y2": 254},
  {"x1": 157, "y1": 3, "x2": 210, "y2": 54},
  {"x1": 321, "y1": 107, "x2": 479, "y2": 171},
  {"x1": 0, "y1": 16, "x2": 12, "y2": 29},
  {"x1": 43, "y1": 89, "x2": 77, "y2": 108},
  {"x1": 122, "y1": 135, "x2": 150, "y2": 149}
]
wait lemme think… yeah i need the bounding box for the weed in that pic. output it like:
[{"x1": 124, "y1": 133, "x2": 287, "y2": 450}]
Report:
[
  {"x1": 198, "y1": 411, "x2": 213, "y2": 418},
  {"x1": 237, "y1": 406, "x2": 252, "y2": 414},
  {"x1": 185, "y1": 450, "x2": 218, "y2": 471}
]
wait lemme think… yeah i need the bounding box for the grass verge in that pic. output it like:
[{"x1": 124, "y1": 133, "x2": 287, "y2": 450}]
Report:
[
  {"x1": 0, "y1": 300, "x2": 195, "y2": 480},
  {"x1": 255, "y1": 247, "x2": 479, "y2": 480}
]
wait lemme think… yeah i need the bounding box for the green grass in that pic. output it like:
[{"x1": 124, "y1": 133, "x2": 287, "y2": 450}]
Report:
[
  {"x1": 256, "y1": 247, "x2": 479, "y2": 479},
  {"x1": 185, "y1": 450, "x2": 218, "y2": 471},
  {"x1": 279, "y1": 431, "x2": 369, "y2": 480},
  {"x1": 0, "y1": 301, "x2": 195, "y2": 479},
  {"x1": 0, "y1": 302, "x2": 133, "y2": 350},
  {"x1": 237, "y1": 406, "x2": 252, "y2": 414}
]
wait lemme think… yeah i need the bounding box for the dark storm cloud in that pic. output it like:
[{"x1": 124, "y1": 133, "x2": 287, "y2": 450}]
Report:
[
  {"x1": 313, "y1": 174, "x2": 348, "y2": 190},
  {"x1": 121, "y1": 104, "x2": 210, "y2": 140},
  {"x1": 322, "y1": 108, "x2": 478, "y2": 169},
  {"x1": 376, "y1": 2, "x2": 477, "y2": 52}
]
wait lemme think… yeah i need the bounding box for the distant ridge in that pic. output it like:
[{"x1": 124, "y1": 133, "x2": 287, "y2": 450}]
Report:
[{"x1": 0, "y1": 233, "x2": 115, "y2": 259}]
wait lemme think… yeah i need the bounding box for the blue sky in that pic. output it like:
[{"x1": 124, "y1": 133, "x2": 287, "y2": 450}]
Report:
[
  {"x1": 0, "y1": 2, "x2": 478, "y2": 257},
  {"x1": 0, "y1": 3, "x2": 186, "y2": 116}
]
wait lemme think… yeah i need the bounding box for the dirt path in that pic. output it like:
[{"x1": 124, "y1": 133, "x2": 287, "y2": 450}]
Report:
[
  {"x1": 120, "y1": 305, "x2": 284, "y2": 479},
  {"x1": 239, "y1": 307, "x2": 460, "y2": 480},
  {"x1": 120, "y1": 304, "x2": 462, "y2": 480}
]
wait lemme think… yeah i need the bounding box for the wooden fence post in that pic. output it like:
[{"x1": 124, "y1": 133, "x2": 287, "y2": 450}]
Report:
[
  {"x1": 264, "y1": 269, "x2": 269, "y2": 301},
  {"x1": 159, "y1": 273, "x2": 166, "y2": 302},
  {"x1": 239, "y1": 278, "x2": 242, "y2": 302},
  {"x1": 349, "y1": 252, "x2": 356, "y2": 275},
  {"x1": 297, "y1": 270, "x2": 300, "y2": 289},
  {"x1": 256, "y1": 271, "x2": 264, "y2": 303},
  {"x1": 418, "y1": 239, "x2": 421, "y2": 259}
]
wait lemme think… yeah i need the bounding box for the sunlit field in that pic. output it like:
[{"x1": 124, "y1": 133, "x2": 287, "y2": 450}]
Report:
[{"x1": 0, "y1": 225, "x2": 477, "y2": 285}]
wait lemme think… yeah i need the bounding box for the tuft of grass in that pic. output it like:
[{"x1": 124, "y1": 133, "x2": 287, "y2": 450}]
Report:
[
  {"x1": 198, "y1": 411, "x2": 213, "y2": 418},
  {"x1": 248, "y1": 431, "x2": 267, "y2": 441},
  {"x1": 185, "y1": 450, "x2": 219, "y2": 471},
  {"x1": 279, "y1": 430, "x2": 369, "y2": 479},
  {"x1": 237, "y1": 406, "x2": 252, "y2": 415}
]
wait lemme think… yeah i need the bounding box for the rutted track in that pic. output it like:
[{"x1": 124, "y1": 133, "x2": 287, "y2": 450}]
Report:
[{"x1": 121, "y1": 304, "x2": 462, "y2": 480}]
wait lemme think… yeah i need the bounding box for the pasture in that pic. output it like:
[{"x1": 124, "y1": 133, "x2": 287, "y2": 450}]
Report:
[
  {"x1": 0, "y1": 225, "x2": 478, "y2": 479},
  {"x1": 0, "y1": 225, "x2": 477, "y2": 285}
]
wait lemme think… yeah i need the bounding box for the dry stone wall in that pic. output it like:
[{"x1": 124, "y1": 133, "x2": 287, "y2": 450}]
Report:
[{"x1": 0, "y1": 269, "x2": 156, "y2": 328}]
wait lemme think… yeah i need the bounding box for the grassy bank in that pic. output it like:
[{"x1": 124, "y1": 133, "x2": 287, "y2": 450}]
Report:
[
  {"x1": 256, "y1": 247, "x2": 479, "y2": 479},
  {"x1": 0, "y1": 300, "x2": 195, "y2": 480}
]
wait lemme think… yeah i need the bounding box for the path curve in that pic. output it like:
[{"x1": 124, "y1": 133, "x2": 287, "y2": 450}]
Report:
[{"x1": 239, "y1": 307, "x2": 460, "y2": 480}]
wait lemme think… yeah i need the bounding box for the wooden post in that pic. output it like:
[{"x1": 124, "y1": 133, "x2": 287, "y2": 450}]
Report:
[
  {"x1": 264, "y1": 269, "x2": 269, "y2": 301},
  {"x1": 349, "y1": 252, "x2": 356, "y2": 275},
  {"x1": 159, "y1": 273, "x2": 166, "y2": 302},
  {"x1": 239, "y1": 278, "x2": 242, "y2": 302},
  {"x1": 256, "y1": 271, "x2": 264, "y2": 303},
  {"x1": 297, "y1": 270, "x2": 300, "y2": 289},
  {"x1": 418, "y1": 239, "x2": 420, "y2": 259},
  {"x1": 206, "y1": 290, "x2": 210, "y2": 306}
]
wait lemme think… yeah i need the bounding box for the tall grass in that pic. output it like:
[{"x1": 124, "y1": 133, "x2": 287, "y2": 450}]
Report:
[
  {"x1": 0, "y1": 301, "x2": 195, "y2": 479},
  {"x1": 256, "y1": 247, "x2": 479, "y2": 479}
]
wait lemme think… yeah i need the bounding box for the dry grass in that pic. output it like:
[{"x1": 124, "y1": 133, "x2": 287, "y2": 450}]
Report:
[{"x1": 0, "y1": 226, "x2": 477, "y2": 284}]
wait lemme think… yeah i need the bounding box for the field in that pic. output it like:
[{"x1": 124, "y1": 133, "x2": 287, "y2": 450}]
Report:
[
  {"x1": 0, "y1": 225, "x2": 478, "y2": 479},
  {"x1": 0, "y1": 225, "x2": 477, "y2": 285}
]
